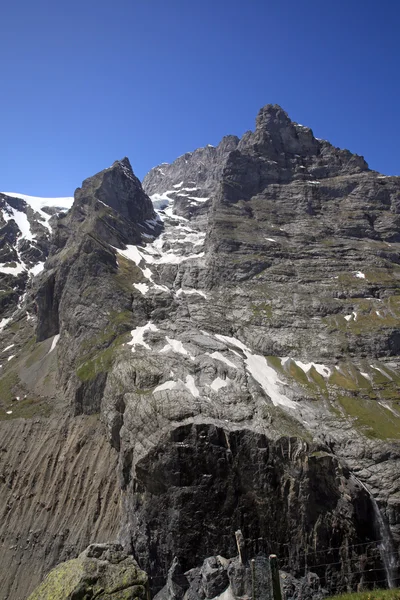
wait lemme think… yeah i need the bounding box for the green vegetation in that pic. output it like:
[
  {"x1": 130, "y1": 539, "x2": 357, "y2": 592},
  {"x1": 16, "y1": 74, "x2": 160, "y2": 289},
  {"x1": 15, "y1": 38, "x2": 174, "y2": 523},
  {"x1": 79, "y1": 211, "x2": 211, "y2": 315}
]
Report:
[
  {"x1": 0, "y1": 370, "x2": 51, "y2": 420},
  {"x1": 250, "y1": 301, "x2": 273, "y2": 323},
  {"x1": 76, "y1": 342, "x2": 118, "y2": 382},
  {"x1": 115, "y1": 254, "x2": 144, "y2": 291},
  {"x1": 0, "y1": 370, "x2": 19, "y2": 404},
  {"x1": 266, "y1": 352, "x2": 400, "y2": 440},
  {"x1": 262, "y1": 403, "x2": 313, "y2": 442},
  {"x1": 76, "y1": 309, "x2": 132, "y2": 382},
  {"x1": 328, "y1": 365, "x2": 371, "y2": 391},
  {"x1": 326, "y1": 589, "x2": 400, "y2": 600},
  {"x1": 337, "y1": 395, "x2": 400, "y2": 440}
]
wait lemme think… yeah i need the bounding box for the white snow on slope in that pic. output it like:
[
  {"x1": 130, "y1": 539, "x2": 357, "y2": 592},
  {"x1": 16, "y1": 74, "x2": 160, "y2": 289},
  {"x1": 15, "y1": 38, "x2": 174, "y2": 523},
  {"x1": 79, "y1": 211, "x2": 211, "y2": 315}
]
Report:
[
  {"x1": 2, "y1": 205, "x2": 34, "y2": 240},
  {"x1": 133, "y1": 282, "x2": 149, "y2": 295},
  {"x1": 210, "y1": 377, "x2": 230, "y2": 391},
  {"x1": 0, "y1": 318, "x2": 11, "y2": 331},
  {"x1": 3, "y1": 193, "x2": 73, "y2": 231},
  {"x1": 176, "y1": 288, "x2": 207, "y2": 299},
  {"x1": 48, "y1": 334, "x2": 60, "y2": 354},
  {"x1": 185, "y1": 374, "x2": 199, "y2": 397},
  {"x1": 281, "y1": 357, "x2": 331, "y2": 378},
  {"x1": 128, "y1": 322, "x2": 159, "y2": 351},
  {"x1": 0, "y1": 262, "x2": 26, "y2": 275},
  {"x1": 154, "y1": 380, "x2": 177, "y2": 393},
  {"x1": 160, "y1": 337, "x2": 194, "y2": 359},
  {"x1": 206, "y1": 351, "x2": 238, "y2": 369},
  {"x1": 214, "y1": 334, "x2": 296, "y2": 409},
  {"x1": 2, "y1": 344, "x2": 14, "y2": 353},
  {"x1": 30, "y1": 262, "x2": 45, "y2": 276}
]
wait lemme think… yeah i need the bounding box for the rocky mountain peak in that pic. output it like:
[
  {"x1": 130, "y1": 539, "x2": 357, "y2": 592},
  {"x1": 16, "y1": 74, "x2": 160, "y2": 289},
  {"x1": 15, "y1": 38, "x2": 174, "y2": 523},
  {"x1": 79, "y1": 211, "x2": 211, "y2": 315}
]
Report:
[
  {"x1": 1, "y1": 104, "x2": 400, "y2": 600},
  {"x1": 255, "y1": 103, "x2": 292, "y2": 130},
  {"x1": 74, "y1": 156, "x2": 156, "y2": 224}
]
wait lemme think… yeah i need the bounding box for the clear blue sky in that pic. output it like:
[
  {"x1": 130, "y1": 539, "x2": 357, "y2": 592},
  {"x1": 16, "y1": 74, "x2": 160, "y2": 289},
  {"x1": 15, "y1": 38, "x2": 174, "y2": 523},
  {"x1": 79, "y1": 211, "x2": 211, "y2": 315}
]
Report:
[{"x1": 2, "y1": 0, "x2": 399, "y2": 196}]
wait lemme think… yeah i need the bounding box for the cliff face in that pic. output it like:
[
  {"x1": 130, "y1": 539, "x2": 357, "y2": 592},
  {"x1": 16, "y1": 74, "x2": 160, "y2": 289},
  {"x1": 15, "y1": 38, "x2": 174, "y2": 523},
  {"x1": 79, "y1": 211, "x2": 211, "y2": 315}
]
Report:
[{"x1": 1, "y1": 105, "x2": 400, "y2": 599}]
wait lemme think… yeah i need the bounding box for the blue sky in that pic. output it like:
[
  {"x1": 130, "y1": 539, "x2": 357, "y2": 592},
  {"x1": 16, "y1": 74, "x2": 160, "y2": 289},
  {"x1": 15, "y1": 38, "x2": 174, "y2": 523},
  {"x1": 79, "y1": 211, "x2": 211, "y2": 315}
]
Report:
[{"x1": 2, "y1": 0, "x2": 399, "y2": 196}]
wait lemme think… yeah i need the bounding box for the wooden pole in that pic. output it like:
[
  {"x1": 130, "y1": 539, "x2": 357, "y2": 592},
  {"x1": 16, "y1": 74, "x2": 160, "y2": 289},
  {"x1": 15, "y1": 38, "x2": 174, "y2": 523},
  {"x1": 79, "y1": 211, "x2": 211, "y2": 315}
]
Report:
[
  {"x1": 235, "y1": 529, "x2": 247, "y2": 564},
  {"x1": 269, "y1": 554, "x2": 282, "y2": 600},
  {"x1": 251, "y1": 558, "x2": 256, "y2": 600}
]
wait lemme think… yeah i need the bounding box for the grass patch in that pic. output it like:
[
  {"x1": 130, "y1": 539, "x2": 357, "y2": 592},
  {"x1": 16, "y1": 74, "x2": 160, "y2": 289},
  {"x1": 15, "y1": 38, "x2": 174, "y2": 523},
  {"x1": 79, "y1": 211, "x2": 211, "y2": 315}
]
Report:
[
  {"x1": 0, "y1": 396, "x2": 52, "y2": 420},
  {"x1": 0, "y1": 370, "x2": 19, "y2": 404},
  {"x1": 326, "y1": 589, "x2": 400, "y2": 600},
  {"x1": 76, "y1": 309, "x2": 133, "y2": 382},
  {"x1": 76, "y1": 343, "x2": 117, "y2": 382},
  {"x1": 0, "y1": 370, "x2": 52, "y2": 420},
  {"x1": 337, "y1": 395, "x2": 400, "y2": 440},
  {"x1": 115, "y1": 255, "x2": 144, "y2": 292},
  {"x1": 251, "y1": 302, "x2": 273, "y2": 319},
  {"x1": 262, "y1": 403, "x2": 313, "y2": 442}
]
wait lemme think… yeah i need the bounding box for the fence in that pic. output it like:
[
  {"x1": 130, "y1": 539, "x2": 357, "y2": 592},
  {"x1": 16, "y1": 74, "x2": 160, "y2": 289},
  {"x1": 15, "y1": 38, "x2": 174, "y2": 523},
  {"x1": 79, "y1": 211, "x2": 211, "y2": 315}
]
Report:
[{"x1": 147, "y1": 535, "x2": 398, "y2": 600}]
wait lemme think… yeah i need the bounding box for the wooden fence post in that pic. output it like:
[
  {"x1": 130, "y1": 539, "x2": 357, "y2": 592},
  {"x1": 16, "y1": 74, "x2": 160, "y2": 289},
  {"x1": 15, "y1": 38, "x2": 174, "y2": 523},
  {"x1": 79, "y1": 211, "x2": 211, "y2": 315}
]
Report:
[
  {"x1": 251, "y1": 558, "x2": 256, "y2": 600},
  {"x1": 269, "y1": 554, "x2": 282, "y2": 600}
]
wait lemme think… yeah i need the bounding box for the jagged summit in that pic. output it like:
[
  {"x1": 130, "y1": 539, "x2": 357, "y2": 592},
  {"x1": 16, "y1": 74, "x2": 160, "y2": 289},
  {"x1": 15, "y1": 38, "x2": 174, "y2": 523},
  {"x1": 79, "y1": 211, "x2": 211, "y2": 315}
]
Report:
[
  {"x1": 74, "y1": 156, "x2": 156, "y2": 224},
  {"x1": 143, "y1": 104, "x2": 369, "y2": 207}
]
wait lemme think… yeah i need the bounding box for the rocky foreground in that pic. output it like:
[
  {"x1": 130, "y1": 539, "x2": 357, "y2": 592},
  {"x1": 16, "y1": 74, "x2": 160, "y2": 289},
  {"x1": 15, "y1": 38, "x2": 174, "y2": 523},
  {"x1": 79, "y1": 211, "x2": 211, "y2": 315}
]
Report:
[{"x1": 1, "y1": 105, "x2": 400, "y2": 599}]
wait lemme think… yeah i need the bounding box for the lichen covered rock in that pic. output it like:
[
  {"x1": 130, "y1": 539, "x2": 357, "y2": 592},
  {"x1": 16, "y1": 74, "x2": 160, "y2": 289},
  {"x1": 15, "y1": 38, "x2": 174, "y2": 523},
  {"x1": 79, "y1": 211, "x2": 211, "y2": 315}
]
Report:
[{"x1": 27, "y1": 543, "x2": 148, "y2": 600}]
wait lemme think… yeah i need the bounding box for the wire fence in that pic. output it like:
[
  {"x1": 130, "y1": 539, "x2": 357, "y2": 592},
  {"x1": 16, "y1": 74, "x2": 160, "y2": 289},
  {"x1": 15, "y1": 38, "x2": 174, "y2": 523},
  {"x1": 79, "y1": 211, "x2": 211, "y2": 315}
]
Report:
[{"x1": 146, "y1": 536, "x2": 399, "y2": 598}]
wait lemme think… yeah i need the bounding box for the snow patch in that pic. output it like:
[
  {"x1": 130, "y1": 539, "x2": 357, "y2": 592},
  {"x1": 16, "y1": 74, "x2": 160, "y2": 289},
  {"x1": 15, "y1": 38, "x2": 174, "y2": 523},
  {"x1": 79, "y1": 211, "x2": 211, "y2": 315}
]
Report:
[
  {"x1": 0, "y1": 262, "x2": 26, "y2": 275},
  {"x1": 0, "y1": 318, "x2": 11, "y2": 331},
  {"x1": 214, "y1": 334, "x2": 250, "y2": 354},
  {"x1": 354, "y1": 271, "x2": 366, "y2": 279},
  {"x1": 371, "y1": 365, "x2": 393, "y2": 380},
  {"x1": 207, "y1": 351, "x2": 238, "y2": 369},
  {"x1": 3, "y1": 193, "x2": 73, "y2": 231},
  {"x1": 2, "y1": 344, "x2": 15, "y2": 353},
  {"x1": 185, "y1": 374, "x2": 199, "y2": 397},
  {"x1": 246, "y1": 353, "x2": 296, "y2": 409},
  {"x1": 360, "y1": 372, "x2": 371, "y2": 381},
  {"x1": 30, "y1": 262, "x2": 45, "y2": 276},
  {"x1": 160, "y1": 337, "x2": 193, "y2": 358},
  {"x1": 48, "y1": 334, "x2": 60, "y2": 354},
  {"x1": 281, "y1": 358, "x2": 331, "y2": 378},
  {"x1": 210, "y1": 377, "x2": 229, "y2": 391},
  {"x1": 214, "y1": 335, "x2": 296, "y2": 408},
  {"x1": 153, "y1": 380, "x2": 177, "y2": 393},
  {"x1": 2, "y1": 205, "x2": 34, "y2": 240},
  {"x1": 176, "y1": 288, "x2": 207, "y2": 299},
  {"x1": 128, "y1": 322, "x2": 158, "y2": 351},
  {"x1": 133, "y1": 282, "x2": 149, "y2": 295}
]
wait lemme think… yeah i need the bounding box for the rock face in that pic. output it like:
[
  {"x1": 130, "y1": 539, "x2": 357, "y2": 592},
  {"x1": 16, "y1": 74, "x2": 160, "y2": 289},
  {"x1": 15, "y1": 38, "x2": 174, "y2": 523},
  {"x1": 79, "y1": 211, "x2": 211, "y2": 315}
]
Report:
[
  {"x1": 27, "y1": 543, "x2": 148, "y2": 600},
  {"x1": 0, "y1": 104, "x2": 400, "y2": 599}
]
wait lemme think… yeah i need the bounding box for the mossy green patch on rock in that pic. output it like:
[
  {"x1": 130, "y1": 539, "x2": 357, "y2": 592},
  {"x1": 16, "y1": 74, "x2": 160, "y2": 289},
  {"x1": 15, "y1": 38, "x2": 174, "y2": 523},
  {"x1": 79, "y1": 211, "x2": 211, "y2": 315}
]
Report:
[
  {"x1": 0, "y1": 368, "x2": 52, "y2": 420},
  {"x1": 115, "y1": 254, "x2": 145, "y2": 292},
  {"x1": 27, "y1": 543, "x2": 148, "y2": 600},
  {"x1": 28, "y1": 558, "x2": 83, "y2": 600},
  {"x1": 337, "y1": 395, "x2": 400, "y2": 440},
  {"x1": 77, "y1": 310, "x2": 133, "y2": 382}
]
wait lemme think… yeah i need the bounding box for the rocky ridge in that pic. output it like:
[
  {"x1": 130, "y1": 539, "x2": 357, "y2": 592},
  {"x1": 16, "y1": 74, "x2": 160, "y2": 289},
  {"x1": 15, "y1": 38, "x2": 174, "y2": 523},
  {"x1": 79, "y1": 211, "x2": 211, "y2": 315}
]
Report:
[{"x1": 0, "y1": 105, "x2": 400, "y2": 599}]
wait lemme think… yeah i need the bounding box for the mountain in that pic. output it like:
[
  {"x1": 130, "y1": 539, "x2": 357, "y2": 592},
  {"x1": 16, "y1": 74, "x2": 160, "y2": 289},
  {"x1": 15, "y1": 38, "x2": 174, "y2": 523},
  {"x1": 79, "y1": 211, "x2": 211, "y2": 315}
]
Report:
[{"x1": 1, "y1": 105, "x2": 400, "y2": 600}]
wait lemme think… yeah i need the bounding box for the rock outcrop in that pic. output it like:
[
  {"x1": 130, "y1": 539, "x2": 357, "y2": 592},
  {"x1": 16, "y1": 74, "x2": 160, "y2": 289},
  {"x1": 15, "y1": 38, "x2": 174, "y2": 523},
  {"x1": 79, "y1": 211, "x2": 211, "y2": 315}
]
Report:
[
  {"x1": 27, "y1": 543, "x2": 148, "y2": 600},
  {"x1": 0, "y1": 104, "x2": 400, "y2": 599}
]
